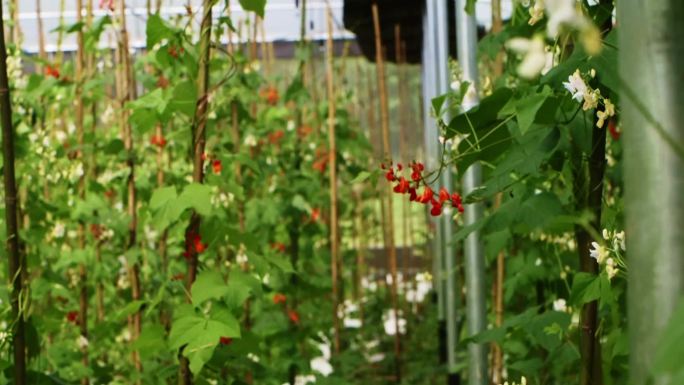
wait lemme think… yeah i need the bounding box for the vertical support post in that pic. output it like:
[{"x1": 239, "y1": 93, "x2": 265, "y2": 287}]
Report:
[
  {"x1": 455, "y1": 1, "x2": 488, "y2": 385},
  {"x1": 434, "y1": 1, "x2": 461, "y2": 383},
  {"x1": 422, "y1": 0, "x2": 447, "y2": 368},
  {"x1": 619, "y1": 1, "x2": 684, "y2": 384}
]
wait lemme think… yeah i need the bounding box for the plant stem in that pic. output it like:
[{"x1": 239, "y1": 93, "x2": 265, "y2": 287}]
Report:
[{"x1": 0, "y1": 2, "x2": 25, "y2": 383}]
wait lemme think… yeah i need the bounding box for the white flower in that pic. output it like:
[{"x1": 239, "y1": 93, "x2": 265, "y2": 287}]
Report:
[
  {"x1": 77, "y1": 335, "x2": 89, "y2": 349},
  {"x1": 615, "y1": 231, "x2": 625, "y2": 251},
  {"x1": 55, "y1": 130, "x2": 67, "y2": 143},
  {"x1": 52, "y1": 222, "x2": 66, "y2": 239},
  {"x1": 545, "y1": 0, "x2": 585, "y2": 37},
  {"x1": 529, "y1": 0, "x2": 545, "y2": 25},
  {"x1": 287, "y1": 120, "x2": 296, "y2": 132},
  {"x1": 563, "y1": 69, "x2": 588, "y2": 102},
  {"x1": 596, "y1": 98, "x2": 615, "y2": 128},
  {"x1": 288, "y1": 375, "x2": 316, "y2": 385},
  {"x1": 382, "y1": 309, "x2": 407, "y2": 336},
  {"x1": 589, "y1": 241, "x2": 609, "y2": 265},
  {"x1": 247, "y1": 353, "x2": 260, "y2": 363},
  {"x1": 553, "y1": 298, "x2": 567, "y2": 312},
  {"x1": 605, "y1": 258, "x2": 618, "y2": 280},
  {"x1": 506, "y1": 36, "x2": 547, "y2": 79},
  {"x1": 450, "y1": 80, "x2": 461, "y2": 91},
  {"x1": 244, "y1": 134, "x2": 258, "y2": 147},
  {"x1": 310, "y1": 356, "x2": 333, "y2": 376},
  {"x1": 582, "y1": 89, "x2": 600, "y2": 111},
  {"x1": 344, "y1": 318, "x2": 362, "y2": 328}
]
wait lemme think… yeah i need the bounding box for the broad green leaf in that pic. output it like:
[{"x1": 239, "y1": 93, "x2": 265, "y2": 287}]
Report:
[
  {"x1": 114, "y1": 300, "x2": 146, "y2": 321},
  {"x1": 515, "y1": 86, "x2": 552, "y2": 134},
  {"x1": 238, "y1": 0, "x2": 267, "y2": 17},
  {"x1": 350, "y1": 171, "x2": 371, "y2": 184},
  {"x1": 570, "y1": 272, "x2": 601, "y2": 306},
  {"x1": 191, "y1": 270, "x2": 229, "y2": 305},
  {"x1": 168, "y1": 80, "x2": 197, "y2": 117},
  {"x1": 146, "y1": 14, "x2": 174, "y2": 49},
  {"x1": 150, "y1": 186, "x2": 177, "y2": 210},
  {"x1": 179, "y1": 183, "x2": 213, "y2": 216}
]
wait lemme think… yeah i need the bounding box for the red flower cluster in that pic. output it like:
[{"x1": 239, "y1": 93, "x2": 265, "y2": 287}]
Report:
[
  {"x1": 271, "y1": 242, "x2": 286, "y2": 253},
  {"x1": 384, "y1": 161, "x2": 464, "y2": 217},
  {"x1": 212, "y1": 160, "x2": 222, "y2": 175},
  {"x1": 150, "y1": 134, "x2": 167, "y2": 148},
  {"x1": 99, "y1": 0, "x2": 114, "y2": 11},
  {"x1": 273, "y1": 293, "x2": 287, "y2": 305},
  {"x1": 89, "y1": 224, "x2": 104, "y2": 239},
  {"x1": 66, "y1": 311, "x2": 79, "y2": 324},
  {"x1": 45, "y1": 65, "x2": 60, "y2": 79},
  {"x1": 297, "y1": 125, "x2": 313, "y2": 138},
  {"x1": 260, "y1": 87, "x2": 279, "y2": 105},
  {"x1": 310, "y1": 208, "x2": 321, "y2": 222},
  {"x1": 168, "y1": 45, "x2": 185, "y2": 58},
  {"x1": 268, "y1": 130, "x2": 285, "y2": 145},
  {"x1": 312, "y1": 148, "x2": 330, "y2": 173},
  {"x1": 287, "y1": 309, "x2": 300, "y2": 325},
  {"x1": 219, "y1": 336, "x2": 233, "y2": 346},
  {"x1": 183, "y1": 231, "x2": 206, "y2": 260}
]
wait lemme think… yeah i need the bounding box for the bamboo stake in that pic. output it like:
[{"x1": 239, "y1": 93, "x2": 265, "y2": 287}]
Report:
[
  {"x1": 325, "y1": 5, "x2": 341, "y2": 356},
  {"x1": 117, "y1": 0, "x2": 143, "y2": 377},
  {"x1": 490, "y1": 2, "x2": 505, "y2": 382},
  {"x1": 56, "y1": 0, "x2": 66, "y2": 65},
  {"x1": 75, "y1": 1, "x2": 90, "y2": 383},
  {"x1": 371, "y1": 3, "x2": 401, "y2": 379},
  {"x1": 179, "y1": 0, "x2": 213, "y2": 382},
  {"x1": 394, "y1": 24, "x2": 411, "y2": 317},
  {"x1": 36, "y1": 0, "x2": 46, "y2": 73},
  {"x1": 0, "y1": 3, "x2": 26, "y2": 383}
]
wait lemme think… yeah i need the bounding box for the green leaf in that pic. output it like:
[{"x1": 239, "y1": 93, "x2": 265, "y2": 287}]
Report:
[
  {"x1": 150, "y1": 186, "x2": 177, "y2": 210},
  {"x1": 168, "y1": 80, "x2": 197, "y2": 117},
  {"x1": 191, "y1": 270, "x2": 229, "y2": 305},
  {"x1": 169, "y1": 311, "x2": 240, "y2": 375},
  {"x1": 570, "y1": 272, "x2": 601, "y2": 306},
  {"x1": 224, "y1": 269, "x2": 262, "y2": 310},
  {"x1": 515, "y1": 86, "x2": 552, "y2": 134},
  {"x1": 114, "y1": 300, "x2": 146, "y2": 321},
  {"x1": 465, "y1": 0, "x2": 477, "y2": 14},
  {"x1": 238, "y1": 0, "x2": 267, "y2": 17},
  {"x1": 146, "y1": 14, "x2": 174, "y2": 49},
  {"x1": 179, "y1": 183, "x2": 213, "y2": 217}
]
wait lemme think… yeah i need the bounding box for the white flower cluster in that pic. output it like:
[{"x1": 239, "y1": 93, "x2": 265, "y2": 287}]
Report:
[
  {"x1": 502, "y1": 376, "x2": 528, "y2": 385},
  {"x1": 382, "y1": 308, "x2": 407, "y2": 336},
  {"x1": 589, "y1": 229, "x2": 625, "y2": 280},
  {"x1": 563, "y1": 69, "x2": 616, "y2": 126}
]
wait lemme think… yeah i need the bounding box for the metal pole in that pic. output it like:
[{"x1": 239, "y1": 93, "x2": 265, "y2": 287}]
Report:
[
  {"x1": 455, "y1": 1, "x2": 488, "y2": 384},
  {"x1": 620, "y1": 1, "x2": 684, "y2": 384},
  {"x1": 434, "y1": 0, "x2": 460, "y2": 381}
]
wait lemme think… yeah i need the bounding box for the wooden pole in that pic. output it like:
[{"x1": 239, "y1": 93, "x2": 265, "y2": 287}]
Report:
[
  {"x1": 75, "y1": 1, "x2": 90, "y2": 383},
  {"x1": 117, "y1": 0, "x2": 143, "y2": 377},
  {"x1": 56, "y1": 0, "x2": 66, "y2": 65},
  {"x1": 325, "y1": 5, "x2": 341, "y2": 356},
  {"x1": 0, "y1": 2, "x2": 26, "y2": 383},
  {"x1": 371, "y1": 2, "x2": 401, "y2": 380},
  {"x1": 36, "y1": 0, "x2": 46, "y2": 73},
  {"x1": 179, "y1": 0, "x2": 212, "y2": 382}
]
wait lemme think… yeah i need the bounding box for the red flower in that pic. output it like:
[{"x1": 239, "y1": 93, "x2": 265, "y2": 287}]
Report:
[
  {"x1": 393, "y1": 177, "x2": 410, "y2": 194},
  {"x1": 430, "y1": 201, "x2": 443, "y2": 217},
  {"x1": 385, "y1": 169, "x2": 396, "y2": 182},
  {"x1": 408, "y1": 187, "x2": 418, "y2": 202},
  {"x1": 184, "y1": 232, "x2": 206, "y2": 259},
  {"x1": 287, "y1": 309, "x2": 300, "y2": 325},
  {"x1": 311, "y1": 208, "x2": 321, "y2": 222},
  {"x1": 99, "y1": 0, "x2": 114, "y2": 11},
  {"x1": 219, "y1": 336, "x2": 233, "y2": 345},
  {"x1": 397, "y1": 163, "x2": 403, "y2": 171},
  {"x1": 66, "y1": 311, "x2": 79, "y2": 324},
  {"x1": 271, "y1": 243, "x2": 286, "y2": 253},
  {"x1": 89, "y1": 224, "x2": 103, "y2": 239},
  {"x1": 439, "y1": 187, "x2": 450, "y2": 203},
  {"x1": 150, "y1": 134, "x2": 167, "y2": 148},
  {"x1": 268, "y1": 130, "x2": 285, "y2": 144},
  {"x1": 451, "y1": 193, "x2": 464, "y2": 213},
  {"x1": 418, "y1": 187, "x2": 434, "y2": 204},
  {"x1": 171, "y1": 273, "x2": 185, "y2": 281},
  {"x1": 168, "y1": 45, "x2": 184, "y2": 58},
  {"x1": 156, "y1": 75, "x2": 169, "y2": 89},
  {"x1": 273, "y1": 293, "x2": 287, "y2": 305},
  {"x1": 45, "y1": 65, "x2": 60, "y2": 79},
  {"x1": 261, "y1": 87, "x2": 279, "y2": 105},
  {"x1": 608, "y1": 119, "x2": 620, "y2": 141},
  {"x1": 212, "y1": 160, "x2": 222, "y2": 175}
]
